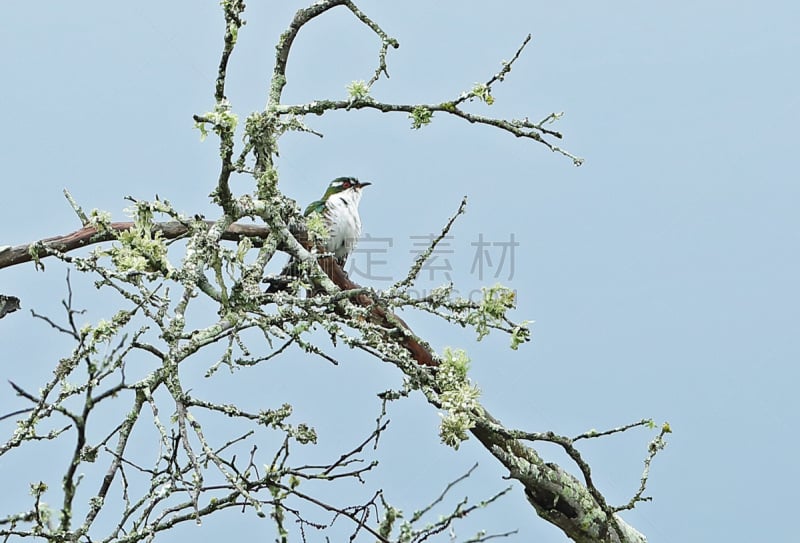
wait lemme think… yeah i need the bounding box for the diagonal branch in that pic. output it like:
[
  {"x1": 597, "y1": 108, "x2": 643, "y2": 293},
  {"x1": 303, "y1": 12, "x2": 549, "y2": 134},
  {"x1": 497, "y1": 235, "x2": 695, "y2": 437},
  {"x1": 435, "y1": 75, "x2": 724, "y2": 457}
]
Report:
[
  {"x1": 453, "y1": 33, "x2": 532, "y2": 108},
  {"x1": 470, "y1": 412, "x2": 647, "y2": 543},
  {"x1": 0, "y1": 219, "x2": 436, "y2": 368},
  {"x1": 0, "y1": 212, "x2": 653, "y2": 541}
]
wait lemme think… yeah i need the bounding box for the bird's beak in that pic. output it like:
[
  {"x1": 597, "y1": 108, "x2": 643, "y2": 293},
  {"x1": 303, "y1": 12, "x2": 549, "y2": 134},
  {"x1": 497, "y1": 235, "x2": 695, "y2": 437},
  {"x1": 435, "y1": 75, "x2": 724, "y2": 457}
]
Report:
[{"x1": 358, "y1": 181, "x2": 372, "y2": 188}]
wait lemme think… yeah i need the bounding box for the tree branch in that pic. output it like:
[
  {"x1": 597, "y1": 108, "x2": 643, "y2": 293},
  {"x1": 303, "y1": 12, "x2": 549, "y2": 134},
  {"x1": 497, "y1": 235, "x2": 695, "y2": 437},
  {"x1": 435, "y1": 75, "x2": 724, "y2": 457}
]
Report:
[
  {"x1": 0, "y1": 221, "x2": 268, "y2": 271},
  {"x1": 278, "y1": 99, "x2": 582, "y2": 165}
]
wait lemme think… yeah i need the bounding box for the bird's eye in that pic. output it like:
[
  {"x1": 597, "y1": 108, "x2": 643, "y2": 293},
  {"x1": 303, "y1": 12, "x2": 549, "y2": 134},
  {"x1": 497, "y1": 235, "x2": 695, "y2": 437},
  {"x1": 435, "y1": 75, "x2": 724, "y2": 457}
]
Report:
[{"x1": 342, "y1": 180, "x2": 351, "y2": 188}]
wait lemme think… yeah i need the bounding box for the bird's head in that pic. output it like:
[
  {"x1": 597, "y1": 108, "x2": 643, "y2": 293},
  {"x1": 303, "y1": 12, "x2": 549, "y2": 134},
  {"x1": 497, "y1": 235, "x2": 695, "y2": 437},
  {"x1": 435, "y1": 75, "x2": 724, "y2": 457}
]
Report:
[{"x1": 322, "y1": 177, "x2": 371, "y2": 201}]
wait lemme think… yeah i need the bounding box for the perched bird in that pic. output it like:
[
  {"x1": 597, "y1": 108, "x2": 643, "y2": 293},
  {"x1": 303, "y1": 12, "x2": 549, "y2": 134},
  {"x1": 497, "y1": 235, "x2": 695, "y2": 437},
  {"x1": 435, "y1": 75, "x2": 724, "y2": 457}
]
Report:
[
  {"x1": 303, "y1": 176, "x2": 371, "y2": 265},
  {"x1": 268, "y1": 176, "x2": 371, "y2": 291}
]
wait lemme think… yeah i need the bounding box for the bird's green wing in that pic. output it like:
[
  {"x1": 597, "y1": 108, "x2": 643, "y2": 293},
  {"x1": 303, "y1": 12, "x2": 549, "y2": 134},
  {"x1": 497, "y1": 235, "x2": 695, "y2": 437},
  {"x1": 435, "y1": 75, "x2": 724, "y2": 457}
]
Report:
[{"x1": 304, "y1": 199, "x2": 326, "y2": 217}]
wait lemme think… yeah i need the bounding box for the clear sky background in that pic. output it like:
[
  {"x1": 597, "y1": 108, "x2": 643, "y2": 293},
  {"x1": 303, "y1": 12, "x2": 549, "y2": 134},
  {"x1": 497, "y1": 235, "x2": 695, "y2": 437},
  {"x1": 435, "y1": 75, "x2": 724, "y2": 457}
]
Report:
[{"x1": 1, "y1": 2, "x2": 798, "y2": 542}]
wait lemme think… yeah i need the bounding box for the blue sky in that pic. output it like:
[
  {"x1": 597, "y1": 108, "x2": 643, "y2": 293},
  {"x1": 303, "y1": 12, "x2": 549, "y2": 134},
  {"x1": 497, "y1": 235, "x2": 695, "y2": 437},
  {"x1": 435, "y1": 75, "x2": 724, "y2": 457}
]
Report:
[{"x1": 1, "y1": 2, "x2": 798, "y2": 542}]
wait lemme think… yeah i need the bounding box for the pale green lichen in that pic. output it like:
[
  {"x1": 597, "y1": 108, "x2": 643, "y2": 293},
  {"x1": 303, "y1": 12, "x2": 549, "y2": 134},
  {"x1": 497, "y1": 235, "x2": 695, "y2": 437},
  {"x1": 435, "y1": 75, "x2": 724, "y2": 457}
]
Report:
[
  {"x1": 409, "y1": 106, "x2": 432, "y2": 129},
  {"x1": 378, "y1": 503, "x2": 402, "y2": 539},
  {"x1": 470, "y1": 83, "x2": 495, "y2": 105},
  {"x1": 87, "y1": 209, "x2": 113, "y2": 231},
  {"x1": 235, "y1": 237, "x2": 253, "y2": 263},
  {"x1": 227, "y1": 21, "x2": 239, "y2": 43},
  {"x1": 258, "y1": 404, "x2": 293, "y2": 427},
  {"x1": 292, "y1": 423, "x2": 317, "y2": 445},
  {"x1": 436, "y1": 347, "x2": 482, "y2": 449},
  {"x1": 346, "y1": 80, "x2": 370, "y2": 101},
  {"x1": 195, "y1": 99, "x2": 239, "y2": 142},
  {"x1": 510, "y1": 320, "x2": 532, "y2": 350},
  {"x1": 105, "y1": 202, "x2": 171, "y2": 274},
  {"x1": 256, "y1": 167, "x2": 279, "y2": 198},
  {"x1": 257, "y1": 404, "x2": 316, "y2": 444},
  {"x1": 90, "y1": 319, "x2": 115, "y2": 344},
  {"x1": 305, "y1": 211, "x2": 330, "y2": 247},
  {"x1": 28, "y1": 242, "x2": 43, "y2": 270},
  {"x1": 29, "y1": 481, "x2": 48, "y2": 496},
  {"x1": 465, "y1": 284, "x2": 531, "y2": 349},
  {"x1": 80, "y1": 445, "x2": 99, "y2": 463}
]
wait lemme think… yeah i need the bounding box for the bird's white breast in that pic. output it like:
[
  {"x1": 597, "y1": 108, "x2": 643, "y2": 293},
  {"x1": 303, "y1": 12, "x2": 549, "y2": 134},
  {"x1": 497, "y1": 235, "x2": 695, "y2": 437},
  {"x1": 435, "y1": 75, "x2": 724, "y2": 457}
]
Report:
[{"x1": 324, "y1": 188, "x2": 363, "y2": 260}]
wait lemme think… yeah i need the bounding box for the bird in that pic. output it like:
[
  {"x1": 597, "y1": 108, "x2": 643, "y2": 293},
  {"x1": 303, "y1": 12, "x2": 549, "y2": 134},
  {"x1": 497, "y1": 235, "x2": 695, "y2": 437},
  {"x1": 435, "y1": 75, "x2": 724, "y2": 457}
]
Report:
[
  {"x1": 267, "y1": 176, "x2": 371, "y2": 291},
  {"x1": 303, "y1": 176, "x2": 371, "y2": 265}
]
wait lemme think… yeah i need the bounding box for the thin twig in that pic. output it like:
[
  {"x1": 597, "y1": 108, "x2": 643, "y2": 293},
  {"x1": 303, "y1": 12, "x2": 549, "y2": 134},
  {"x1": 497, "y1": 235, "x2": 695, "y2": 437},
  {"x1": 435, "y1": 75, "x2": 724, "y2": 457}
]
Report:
[{"x1": 453, "y1": 34, "x2": 532, "y2": 107}]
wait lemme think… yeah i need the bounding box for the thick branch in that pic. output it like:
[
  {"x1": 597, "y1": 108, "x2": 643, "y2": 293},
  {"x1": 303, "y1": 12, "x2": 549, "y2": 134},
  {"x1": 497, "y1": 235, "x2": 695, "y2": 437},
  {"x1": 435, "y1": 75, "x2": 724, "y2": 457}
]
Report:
[
  {"x1": 470, "y1": 414, "x2": 646, "y2": 543},
  {"x1": 0, "y1": 213, "x2": 649, "y2": 540},
  {"x1": 0, "y1": 221, "x2": 269, "y2": 271},
  {"x1": 275, "y1": 240, "x2": 646, "y2": 540},
  {"x1": 0, "y1": 220, "x2": 435, "y2": 367},
  {"x1": 276, "y1": 224, "x2": 437, "y2": 367}
]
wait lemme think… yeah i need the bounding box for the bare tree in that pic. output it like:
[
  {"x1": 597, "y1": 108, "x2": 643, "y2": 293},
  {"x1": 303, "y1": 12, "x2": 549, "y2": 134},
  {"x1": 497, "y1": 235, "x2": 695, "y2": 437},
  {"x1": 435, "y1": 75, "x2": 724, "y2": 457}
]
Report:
[{"x1": 0, "y1": 2, "x2": 668, "y2": 542}]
